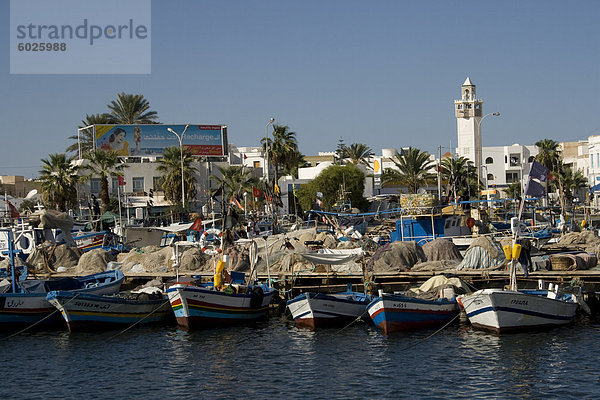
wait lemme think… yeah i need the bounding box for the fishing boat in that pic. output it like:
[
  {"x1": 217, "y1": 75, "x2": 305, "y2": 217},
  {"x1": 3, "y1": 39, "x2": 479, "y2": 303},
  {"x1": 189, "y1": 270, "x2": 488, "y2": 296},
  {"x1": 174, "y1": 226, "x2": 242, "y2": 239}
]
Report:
[
  {"x1": 46, "y1": 288, "x2": 172, "y2": 332},
  {"x1": 459, "y1": 162, "x2": 583, "y2": 333},
  {"x1": 287, "y1": 284, "x2": 371, "y2": 329},
  {"x1": 166, "y1": 253, "x2": 275, "y2": 329},
  {"x1": 458, "y1": 286, "x2": 580, "y2": 333},
  {"x1": 167, "y1": 281, "x2": 274, "y2": 329},
  {"x1": 367, "y1": 275, "x2": 471, "y2": 334},
  {"x1": 367, "y1": 294, "x2": 459, "y2": 334},
  {"x1": 0, "y1": 270, "x2": 124, "y2": 328}
]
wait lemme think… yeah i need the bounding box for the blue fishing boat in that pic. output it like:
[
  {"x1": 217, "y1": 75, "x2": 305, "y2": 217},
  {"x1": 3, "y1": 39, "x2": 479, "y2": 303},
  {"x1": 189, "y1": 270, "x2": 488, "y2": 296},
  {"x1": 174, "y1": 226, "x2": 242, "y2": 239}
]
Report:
[
  {"x1": 367, "y1": 293, "x2": 459, "y2": 334},
  {"x1": 46, "y1": 289, "x2": 172, "y2": 332},
  {"x1": 287, "y1": 284, "x2": 371, "y2": 329},
  {"x1": 366, "y1": 275, "x2": 470, "y2": 334},
  {"x1": 0, "y1": 270, "x2": 124, "y2": 328}
]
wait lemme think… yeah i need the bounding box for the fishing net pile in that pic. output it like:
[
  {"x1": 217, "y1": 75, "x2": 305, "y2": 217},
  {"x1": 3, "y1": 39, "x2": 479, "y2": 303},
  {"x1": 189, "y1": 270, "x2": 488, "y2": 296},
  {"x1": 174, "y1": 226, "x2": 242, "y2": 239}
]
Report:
[
  {"x1": 456, "y1": 236, "x2": 506, "y2": 270},
  {"x1": 248, "y1": 228, "x2": 364, "y2": 275},
  {"x1": 115, "y1": 246, "x2": 174, "y2": 273},
  {"x1": 74, "y1": 249, "x2": 116, "y2": 274},
  {"x1": 421, "y1": 238, "x2": 463, "y2": 262},
  {"x1": 26, "y1": 244, "x2": 83, "y2": 273},
  {"x1": 368, "y1": 241, "x2": 426, "y2": 272},
  {"x1": 548, "y1": 230, "x2": 600, "y2": 255}
]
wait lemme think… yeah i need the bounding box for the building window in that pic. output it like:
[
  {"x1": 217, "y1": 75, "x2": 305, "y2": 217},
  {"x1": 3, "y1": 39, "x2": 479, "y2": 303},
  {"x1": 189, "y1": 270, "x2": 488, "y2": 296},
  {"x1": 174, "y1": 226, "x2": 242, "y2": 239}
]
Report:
[
  {"x1": 485, "y1": 157, "x2": 493, "y2": 164},
  {"x1": 597, "y1": 153, "x2": 599, "y2": 168},
  {"x1": 153, "y1": 176, "x2": 162, "y2": 192},
  {"x1": 528, "y1": 156, "x2": 535, "y2": 163},
  {"x1": 509, "y1": 154, "x2": 520, "y2": 167},
  {"x1": 112, "y1": 178, "x2": 118, "y2": 193},
  {"x1": 254, "y1": 161, "x2": 261, "y2": 168},
  {"x1": 90, "y1": 178, "x2": 101, "y2": 194},
  {"x1": 591, "y1": 155, "x2": 594, "y2": 168},
  {"x1": 487, "y1": 174, "x2": 494, "y2": 181},
  {"x1": 132, "y1": 177, "x2": 144, "y2": 192},
  {"x1": 506, "y1": 172, "x2": 519, "y2": 183}
]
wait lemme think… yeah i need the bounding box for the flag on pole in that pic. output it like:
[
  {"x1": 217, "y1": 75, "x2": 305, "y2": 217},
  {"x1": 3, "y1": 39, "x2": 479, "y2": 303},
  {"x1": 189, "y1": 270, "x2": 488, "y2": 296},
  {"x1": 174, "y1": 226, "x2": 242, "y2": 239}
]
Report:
[
  {"x1": 6, "y1": 200, "x2": 19, "y2": 219},
  {"x1": 230, "y1": 196, "x2": 244, "y2": 211},
  {"x1": 117, "y1": 175, "x2": 126, "y2": 186},
  {"x1": 252, "y1": 187, "x2": 263, "y2": 197},
  {"x1": 190, "y1": 217, "x2": 203, "y2": 232},
  {"x1": 525, "y1": 161, "x2": 549, "y2": 197}
]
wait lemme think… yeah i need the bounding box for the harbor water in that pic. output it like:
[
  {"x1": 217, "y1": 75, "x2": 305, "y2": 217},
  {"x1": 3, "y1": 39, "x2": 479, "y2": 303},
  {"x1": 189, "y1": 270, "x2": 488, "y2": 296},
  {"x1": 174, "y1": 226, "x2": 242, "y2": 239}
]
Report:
[{"x1": 2, "y1": 314, "x2": 600, "y2": 399}]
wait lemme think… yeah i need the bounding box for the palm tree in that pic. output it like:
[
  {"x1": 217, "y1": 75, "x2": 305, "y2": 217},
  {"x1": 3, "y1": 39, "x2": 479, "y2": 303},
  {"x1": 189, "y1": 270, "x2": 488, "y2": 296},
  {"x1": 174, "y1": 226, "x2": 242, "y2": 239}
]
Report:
[
  {"x1": 66, "y1": 113, "x2": 114, "y2": 156},
  {"x1": 535, "y1": 139, "x2": 561, "y2": 173},
  {"x1": 156, "y1": 147, "x2": 198, "y2": 206},
  {"x1": 503, "y1": 181, "x2": 522, "y2": 201},
  {"x1": 107, "y1": 92, "x2": 159, "y2": 124},
  {"x1": 38, "y1": 153, "x2": 80, "y2": 211},
  {"x1": 381, "y1": 147, "x2": 435, "y2": 193},
  {"x1": 345, "y1": 143, "x2": 373, "y2": 167},
  {"x1": 210, "y1": 165, "x2": 260, "y2": 201},
  {"x1": 554, "y1": 162, "x2": 588, "y2": 216},
  {"x1": 83, "y1": 149, "x2": 126, "y2": 212},
  {"x1": 440, "y1": 156, "x2": 478, "y2": 201},
  {"x1": 261, "y1": 124, "x2": 302, "y2": 181}
]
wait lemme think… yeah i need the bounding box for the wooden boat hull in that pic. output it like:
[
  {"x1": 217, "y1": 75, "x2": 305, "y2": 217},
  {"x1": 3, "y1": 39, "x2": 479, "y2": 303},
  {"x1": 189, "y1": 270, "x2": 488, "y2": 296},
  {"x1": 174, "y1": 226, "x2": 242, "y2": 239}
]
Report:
[
  {"x1": 46, "y1": 291, "x2": 172, "y2": 332},
  {"x1": 287, "y1": 292, "x2": 369, "y2": 329},
  {"x1": 367, "y1": 294, "x2": 459, "y2": 334},
  {"x1": 459, "y1": 289, "x2": 579, "y2": 333},
  {"x1": 166, "y1": 284, "x2": 274, "y2": 330},
  {"x1": 0, "y1": 270, "x2": 124, "y2": 328}
]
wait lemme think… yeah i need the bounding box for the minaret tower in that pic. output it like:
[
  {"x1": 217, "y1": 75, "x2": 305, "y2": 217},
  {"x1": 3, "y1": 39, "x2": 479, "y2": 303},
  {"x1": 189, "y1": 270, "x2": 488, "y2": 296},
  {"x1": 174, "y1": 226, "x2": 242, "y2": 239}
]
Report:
[{"x1": 455, "y1": 77, "x2": 483, "y2": 172}]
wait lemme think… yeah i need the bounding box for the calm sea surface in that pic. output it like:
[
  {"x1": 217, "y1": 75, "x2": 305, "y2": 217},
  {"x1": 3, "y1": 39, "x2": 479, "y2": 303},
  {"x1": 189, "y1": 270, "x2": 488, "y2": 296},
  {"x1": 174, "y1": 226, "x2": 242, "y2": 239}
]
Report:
[{"x1": 2, "y1": 313, "x2": 600, "y2": 400}]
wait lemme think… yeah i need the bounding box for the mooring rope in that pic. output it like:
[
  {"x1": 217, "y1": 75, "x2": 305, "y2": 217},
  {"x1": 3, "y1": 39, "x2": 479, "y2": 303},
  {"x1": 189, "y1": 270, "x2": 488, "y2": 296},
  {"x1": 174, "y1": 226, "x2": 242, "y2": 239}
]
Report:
[
  {"x1": 2, "y1": 292, "x2": 81, "y2": 340},
  {"x1": 108, "y1": 297, "x2": 172, "y2": 341},
  {"x1": 336, "y1": 307, "x2": 371, "y2": 333}
]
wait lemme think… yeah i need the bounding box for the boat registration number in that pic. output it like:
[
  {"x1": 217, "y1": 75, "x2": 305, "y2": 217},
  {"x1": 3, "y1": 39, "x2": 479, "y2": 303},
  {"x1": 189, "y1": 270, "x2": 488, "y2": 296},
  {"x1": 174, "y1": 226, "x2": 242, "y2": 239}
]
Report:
[
  {"x1": 2, "y1": 299, "x2": 24, "y2": 309},
  {"x1": 511, "y1": 299, "x2": 528, "y2": 305},
  {"x1": 391, "y1": 302, "x2": 407, "y2": 309}
]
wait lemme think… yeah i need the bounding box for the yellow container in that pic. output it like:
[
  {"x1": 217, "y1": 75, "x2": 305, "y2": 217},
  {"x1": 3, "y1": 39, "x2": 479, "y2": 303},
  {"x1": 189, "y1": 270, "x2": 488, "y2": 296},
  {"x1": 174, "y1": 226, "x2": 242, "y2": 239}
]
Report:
[
  {"x1": 214, "y1": 258, "x2": 226, "y2": 289},
  {"x1": 503, "y1": 244, "x2": 512, "y2": 260},
  {"x1": 512, "y1": 243, "x2": 522, "y2": 260}
]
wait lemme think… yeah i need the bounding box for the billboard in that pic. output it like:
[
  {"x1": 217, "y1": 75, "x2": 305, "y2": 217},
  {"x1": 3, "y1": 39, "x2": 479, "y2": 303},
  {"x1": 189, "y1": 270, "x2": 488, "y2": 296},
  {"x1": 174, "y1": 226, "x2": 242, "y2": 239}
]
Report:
[{"x1": 94, "y1": 124, "x2": 228, "y2": 157}]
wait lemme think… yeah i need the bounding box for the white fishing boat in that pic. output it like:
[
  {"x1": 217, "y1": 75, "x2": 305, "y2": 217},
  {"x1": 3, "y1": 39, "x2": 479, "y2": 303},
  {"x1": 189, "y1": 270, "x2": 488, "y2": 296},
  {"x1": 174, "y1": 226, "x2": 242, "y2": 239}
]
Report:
[
  {"x1": 459, "y1": 161, "x2": 583, "y2": 333},
  {"x1": 458, "y1": 286, "x2": 579, "y2": 333},
  {"x1": 287, "y1": 284, "x2": 370, "y2": 329}
]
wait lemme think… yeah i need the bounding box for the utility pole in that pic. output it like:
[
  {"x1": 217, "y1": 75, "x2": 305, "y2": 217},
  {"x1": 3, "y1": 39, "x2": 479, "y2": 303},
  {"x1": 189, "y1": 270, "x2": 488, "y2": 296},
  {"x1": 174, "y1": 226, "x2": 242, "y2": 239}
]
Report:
[{"x1": 437, "y1": 145, "x2": 442, "y2": 203}]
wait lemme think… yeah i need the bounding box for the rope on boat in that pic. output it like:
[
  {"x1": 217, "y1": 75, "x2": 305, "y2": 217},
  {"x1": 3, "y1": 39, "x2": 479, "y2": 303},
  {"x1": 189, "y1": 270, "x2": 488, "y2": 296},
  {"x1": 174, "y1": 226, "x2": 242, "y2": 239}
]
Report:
[
  {"x1": 107, "y1": 297, "x2": 172, "y2": 341},
  {"x1": 336, "y1": 308, "x2": 371, "y2": 333},
  {"x1": 2, "y1": 293, "x2": 81, "y2": 340},
  {"x1": 395, "y1": 312, "x2": 462, "y2": 353},
  {"x1": 395, "y1": 288, "x2": 489, "y2": 352}
]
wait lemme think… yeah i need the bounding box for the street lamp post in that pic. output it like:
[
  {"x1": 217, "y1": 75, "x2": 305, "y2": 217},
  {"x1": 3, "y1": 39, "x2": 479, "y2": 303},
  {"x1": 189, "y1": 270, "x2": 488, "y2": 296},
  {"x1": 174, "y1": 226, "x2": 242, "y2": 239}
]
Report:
[
  {"x1": 475, "y1": 112, "x2": 500, "y2": 198},
  {"x1": 265, "y1": 118, "x2": 275, "y2": 184},
  {"x1": 167, "y1": 125, "x2": 190, "y2": 209}
]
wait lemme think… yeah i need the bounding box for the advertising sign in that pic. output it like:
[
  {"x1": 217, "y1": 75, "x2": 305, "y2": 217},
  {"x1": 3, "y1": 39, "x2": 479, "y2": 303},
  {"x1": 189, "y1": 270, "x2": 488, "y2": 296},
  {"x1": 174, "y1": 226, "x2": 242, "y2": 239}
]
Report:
[{"x1": 94, "y1": 124, "x2": 228, "y2": 157}]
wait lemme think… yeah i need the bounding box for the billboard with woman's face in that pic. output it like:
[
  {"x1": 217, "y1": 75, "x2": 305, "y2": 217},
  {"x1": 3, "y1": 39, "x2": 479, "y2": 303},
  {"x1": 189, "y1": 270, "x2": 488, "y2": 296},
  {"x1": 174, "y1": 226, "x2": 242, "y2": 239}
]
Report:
[{"x1": 94, "y1": 124, "x2": 228, "y2": 157}]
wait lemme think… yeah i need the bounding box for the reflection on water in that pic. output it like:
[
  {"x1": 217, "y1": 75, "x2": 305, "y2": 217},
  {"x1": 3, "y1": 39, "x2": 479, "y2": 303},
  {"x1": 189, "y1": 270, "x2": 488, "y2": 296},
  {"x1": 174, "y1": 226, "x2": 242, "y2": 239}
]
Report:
[{"x1": 2, "y1": 317, "x2": 600, "y2": 399}]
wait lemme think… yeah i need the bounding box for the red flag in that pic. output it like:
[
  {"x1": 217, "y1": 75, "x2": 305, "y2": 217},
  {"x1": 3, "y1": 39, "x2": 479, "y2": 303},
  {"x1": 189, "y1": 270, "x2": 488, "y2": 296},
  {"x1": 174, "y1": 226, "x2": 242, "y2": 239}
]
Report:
[
  {"x1": 243, "y1": 154, "x2": 248, "y2": 160},
  {"x1": 230, "y1": 196, "x2": 244, "y2": 211},
  {"x1": 117, "y1": 175, "x2": 126, "y2": 186},
  {"x1": 190, "y1": 217, "x2": 203, "y2": 232},
  {"x1": 7, "y1": 200, "x2": 19, "y2": 219},
  {"x1": 252, "y1": 187, "x2": 263, "y2": 197}
]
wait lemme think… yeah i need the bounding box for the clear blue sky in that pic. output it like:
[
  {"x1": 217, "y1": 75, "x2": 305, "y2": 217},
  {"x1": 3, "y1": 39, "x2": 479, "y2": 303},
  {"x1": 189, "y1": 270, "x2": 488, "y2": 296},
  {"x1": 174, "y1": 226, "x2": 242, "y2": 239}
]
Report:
[{"x1": 1, "y1": 0, "x2": 599, "y2": 178}]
